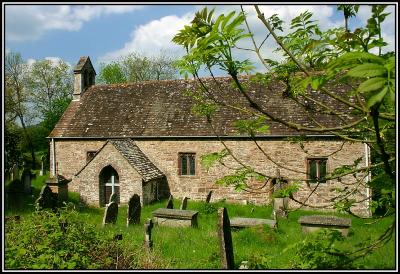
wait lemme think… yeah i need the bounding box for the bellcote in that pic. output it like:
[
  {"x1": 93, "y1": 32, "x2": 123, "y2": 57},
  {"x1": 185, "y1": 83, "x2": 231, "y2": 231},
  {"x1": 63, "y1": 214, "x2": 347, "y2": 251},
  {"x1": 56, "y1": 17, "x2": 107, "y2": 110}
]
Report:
[{"x1": 73, "y1": 56, "x2": 96, "y2": 100}]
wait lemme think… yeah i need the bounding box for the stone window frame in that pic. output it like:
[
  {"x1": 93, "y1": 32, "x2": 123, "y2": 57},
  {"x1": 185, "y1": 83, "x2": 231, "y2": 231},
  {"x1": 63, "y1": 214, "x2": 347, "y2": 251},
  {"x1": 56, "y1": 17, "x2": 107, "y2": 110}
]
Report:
[
  {"x1": 86, "y1": 150, "x2": 97, "y2": 163},
  {"x1": 178, "y1": 152, "x2": 196, "y2": 176},
  {"x1": 306, "y1": 157, "x2": 328, "y2": 183}
]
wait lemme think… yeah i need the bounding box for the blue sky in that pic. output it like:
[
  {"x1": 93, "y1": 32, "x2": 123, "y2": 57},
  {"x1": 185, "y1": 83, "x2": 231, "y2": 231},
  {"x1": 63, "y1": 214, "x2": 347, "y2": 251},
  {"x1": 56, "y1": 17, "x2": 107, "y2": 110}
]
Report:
[{"x1": 4, "y1": 3, "x2": 397, "y2": 74}]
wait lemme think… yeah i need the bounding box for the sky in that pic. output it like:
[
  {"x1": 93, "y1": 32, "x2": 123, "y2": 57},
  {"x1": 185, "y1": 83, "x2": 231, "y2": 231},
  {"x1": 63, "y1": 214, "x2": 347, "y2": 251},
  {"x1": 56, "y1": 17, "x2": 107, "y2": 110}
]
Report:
[{"x1": 3, "y1": 3, "x2": 397, "y2": 75}]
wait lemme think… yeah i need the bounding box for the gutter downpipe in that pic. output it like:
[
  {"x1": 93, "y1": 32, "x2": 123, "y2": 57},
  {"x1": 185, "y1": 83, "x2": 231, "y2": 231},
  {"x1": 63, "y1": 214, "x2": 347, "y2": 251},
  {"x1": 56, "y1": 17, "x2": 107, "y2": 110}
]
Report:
[{"x1": 52, "y1": 138, "x2": 56, "y2": 178}]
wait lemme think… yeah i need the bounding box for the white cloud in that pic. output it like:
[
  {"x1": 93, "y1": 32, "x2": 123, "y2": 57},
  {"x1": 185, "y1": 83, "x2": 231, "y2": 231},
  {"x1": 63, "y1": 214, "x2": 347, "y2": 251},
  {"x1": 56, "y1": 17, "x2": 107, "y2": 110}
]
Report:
[
  {"x1": 99, "y1": 4, "x2": 396, "y2": 73},
  {"x1": 98, "y1": 13, "x2": 193, "y2": 63},
  {"x1": 5, "y1": 5, "x2": 144, "y2": 42},
  {"x1": 25, "y1": 57, "x2": 72, "y2": 70}
]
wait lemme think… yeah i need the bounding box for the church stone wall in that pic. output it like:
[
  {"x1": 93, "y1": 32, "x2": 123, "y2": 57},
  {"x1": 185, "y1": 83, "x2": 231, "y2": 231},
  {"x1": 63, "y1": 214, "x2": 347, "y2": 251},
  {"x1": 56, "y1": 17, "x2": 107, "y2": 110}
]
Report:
[{"x1": 52, "y1": 138, "x2": 370, "y2": 216}]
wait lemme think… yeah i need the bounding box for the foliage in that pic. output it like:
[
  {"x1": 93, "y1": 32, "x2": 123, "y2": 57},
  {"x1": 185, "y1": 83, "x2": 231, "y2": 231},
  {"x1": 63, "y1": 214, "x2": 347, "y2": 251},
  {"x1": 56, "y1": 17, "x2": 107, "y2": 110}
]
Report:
[
  {"x1": 172, "y1": 5, "x2": 396, "y2": 267},
  {"x1": 5, "y1": 122, "x2": 22, "y2": 171},
  {"x1": 5, "y1": 205, "x2": 118, "y2": 269},
  {"x1": 97, "y1": 61, "x2": 127, "y2": 84},
  {"x1": 97, "y1": 50, "x2": 178, "y2": 84},
  {"x1": 272, "y1": 182, "x2": 301, "y2": 198},
  {"x1": 287, "y1": 229, "x2": 358, "y2": 269},
  {"x1": 28, "y1": 59, "x2": 73, "y2": 124}
]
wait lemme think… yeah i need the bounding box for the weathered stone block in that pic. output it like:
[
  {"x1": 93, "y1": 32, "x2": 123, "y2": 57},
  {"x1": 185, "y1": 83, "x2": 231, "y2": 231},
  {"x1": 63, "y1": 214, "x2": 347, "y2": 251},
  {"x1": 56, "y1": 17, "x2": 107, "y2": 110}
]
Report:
[
  {"x1": 152, "y1": 208, "x2": 198, "y2": 228},
  {"x1": 298, "y1": 215, "x2": 352, "y2": 236}
]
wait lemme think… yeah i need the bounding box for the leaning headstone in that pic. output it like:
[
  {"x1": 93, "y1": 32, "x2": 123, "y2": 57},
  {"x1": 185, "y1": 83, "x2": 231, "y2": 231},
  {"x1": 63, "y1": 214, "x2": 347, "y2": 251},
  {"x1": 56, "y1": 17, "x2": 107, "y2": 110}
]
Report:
[
  {"x1": 218, "y1": 207, "x2": 235, "y2": 269},
  {"x1": 109, "y1": 193, "x2": 118, "y2": 204},
  {"x1": 127, "y1": 194, "x2": 141, "y2": 226},
  {"x1": 166, "y1": 195, "x2": 173, "y2": 209},
  {"x1": 144, "y1": 218, "x2": 154, "y2": 249},
  {"x1": 180, "y1": 197, "x2": 189, "y2": 210},
  {"x1": 205, "y1": 190, "x2": 213, "y2": 203},
  {"x1": 102, "y1": 201, "x2": 118, "y2": 226},
  {"x1": 35, "y1": 185, "x2": 57, "y2": 210},
  {"x1": 21, "y1": 168, "x2": 32, "y2": 194}
]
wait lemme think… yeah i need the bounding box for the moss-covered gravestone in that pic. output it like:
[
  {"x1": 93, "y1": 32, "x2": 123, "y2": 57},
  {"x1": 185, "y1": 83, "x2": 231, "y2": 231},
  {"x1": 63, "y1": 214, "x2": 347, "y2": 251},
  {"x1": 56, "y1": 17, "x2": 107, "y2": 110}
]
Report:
[
  {"x1": 102, "y1": 201, "x2": 118, "y2": 226},
  {"x1": 127, "y1": 194, "x2": 141, "y2": 226}
]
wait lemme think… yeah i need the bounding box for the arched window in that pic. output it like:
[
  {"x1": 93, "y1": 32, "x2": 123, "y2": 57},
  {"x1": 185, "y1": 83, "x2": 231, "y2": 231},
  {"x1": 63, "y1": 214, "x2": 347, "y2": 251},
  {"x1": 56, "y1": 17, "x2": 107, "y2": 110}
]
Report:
[{"x1": 99, "y1": 165, "x2": 120, "y2": 206}]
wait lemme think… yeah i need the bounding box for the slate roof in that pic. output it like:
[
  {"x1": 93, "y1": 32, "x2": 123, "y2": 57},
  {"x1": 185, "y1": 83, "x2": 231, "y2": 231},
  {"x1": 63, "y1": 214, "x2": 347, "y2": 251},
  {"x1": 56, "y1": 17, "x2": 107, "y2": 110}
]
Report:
[
  {"x1": 75, "y1": 139, "x2": 164, "y2": 182},
  {"x1": 74, "y1": 56, "x2": 96, "y2": 74},
  {"x1": 109, "y1": 139, "x2": 164, "y2": 182},
  {"x1": 49, "y1": 76, "x2": 357, "y2": 138}
]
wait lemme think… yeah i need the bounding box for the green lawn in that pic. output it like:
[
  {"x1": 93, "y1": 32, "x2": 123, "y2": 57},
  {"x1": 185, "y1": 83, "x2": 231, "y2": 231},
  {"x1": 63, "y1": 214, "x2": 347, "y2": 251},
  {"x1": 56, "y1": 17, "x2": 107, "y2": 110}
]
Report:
[{"x1": 4, "y1": 171, "x2": 396, "y2": 270}]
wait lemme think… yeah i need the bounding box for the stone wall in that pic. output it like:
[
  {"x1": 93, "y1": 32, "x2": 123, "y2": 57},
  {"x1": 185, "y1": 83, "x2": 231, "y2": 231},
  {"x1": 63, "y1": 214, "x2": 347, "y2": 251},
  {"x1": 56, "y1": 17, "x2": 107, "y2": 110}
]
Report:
[
  {"x1": 72, "y1": 142, "x2": 144, "y2": 206},
  {"x1": 51, "y1": 138, "x2": 370, "y2": 216}
]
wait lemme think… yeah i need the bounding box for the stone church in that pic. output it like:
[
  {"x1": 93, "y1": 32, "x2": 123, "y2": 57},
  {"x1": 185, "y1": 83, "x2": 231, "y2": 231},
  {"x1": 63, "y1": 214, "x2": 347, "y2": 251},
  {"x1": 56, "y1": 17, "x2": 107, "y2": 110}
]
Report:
[{"x1": 48, "y1": 56, "x2": 371, "y2": 216}]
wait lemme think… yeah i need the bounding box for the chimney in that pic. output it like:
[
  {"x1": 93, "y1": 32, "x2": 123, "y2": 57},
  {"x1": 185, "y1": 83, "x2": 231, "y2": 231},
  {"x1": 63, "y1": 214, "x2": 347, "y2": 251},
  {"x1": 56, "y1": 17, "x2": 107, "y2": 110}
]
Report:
[{"x1": 73, "y1": 56, "x2": 96, "y2": 100}]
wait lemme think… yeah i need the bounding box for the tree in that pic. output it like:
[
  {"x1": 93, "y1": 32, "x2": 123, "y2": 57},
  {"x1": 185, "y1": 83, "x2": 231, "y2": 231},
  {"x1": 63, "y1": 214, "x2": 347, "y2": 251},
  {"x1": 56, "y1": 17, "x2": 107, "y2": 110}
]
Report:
[
  {"x1": 5, "y1": 52, "x2": 37, "y2": 168},
  {"x1": 173, "y1": 5, "x2": 395, "y2": 263},
  {"x1": 28, "y1": 59, "x2": 73, "y2": 132},
  {"x1": 97, "y1": 50, "x2": 178, "y2": 84}
]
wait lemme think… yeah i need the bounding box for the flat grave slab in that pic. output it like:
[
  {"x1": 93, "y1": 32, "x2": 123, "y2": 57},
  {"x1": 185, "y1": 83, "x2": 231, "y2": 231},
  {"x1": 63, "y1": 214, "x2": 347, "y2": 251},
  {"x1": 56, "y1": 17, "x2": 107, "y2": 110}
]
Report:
[
  {"x1": 230, "y1": 217, "x2": 277, "y2": 229},
  {"x1": 298, "y1": 215, "x2": 351, "y2": 236},
  {"x1": 152, "y1": 208, "x2": 199, "y2": 228}
]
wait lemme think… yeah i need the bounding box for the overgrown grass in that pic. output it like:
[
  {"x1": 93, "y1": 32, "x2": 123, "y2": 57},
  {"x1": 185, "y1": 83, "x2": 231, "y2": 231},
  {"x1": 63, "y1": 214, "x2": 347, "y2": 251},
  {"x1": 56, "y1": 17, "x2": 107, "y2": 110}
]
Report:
[{"x1": 4, "y1": 171, "x2": 396, "y2": 270}]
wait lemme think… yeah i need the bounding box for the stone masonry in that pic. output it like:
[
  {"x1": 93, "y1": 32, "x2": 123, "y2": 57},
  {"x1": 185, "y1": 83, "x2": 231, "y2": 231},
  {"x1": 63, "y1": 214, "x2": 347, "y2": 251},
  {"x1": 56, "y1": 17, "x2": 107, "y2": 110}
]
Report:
[{"x1": 51, "y1": 138, "x2": 370, "y2": 216}]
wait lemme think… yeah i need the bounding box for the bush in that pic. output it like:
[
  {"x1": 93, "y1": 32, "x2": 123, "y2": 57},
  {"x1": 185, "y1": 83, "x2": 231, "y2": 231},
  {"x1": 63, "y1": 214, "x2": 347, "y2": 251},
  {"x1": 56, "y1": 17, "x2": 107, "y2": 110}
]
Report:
[
  {"x1": 5, "y1": 205, "x2": 116, "y2": 269},
  {"x1": 286, "y1": 229, "x2": 359, "y2": 269}
]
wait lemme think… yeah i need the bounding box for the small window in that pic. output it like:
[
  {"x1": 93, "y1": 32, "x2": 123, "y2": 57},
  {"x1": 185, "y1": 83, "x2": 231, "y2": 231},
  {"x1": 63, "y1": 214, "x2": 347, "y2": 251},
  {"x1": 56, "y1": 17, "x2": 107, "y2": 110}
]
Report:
[
  {"x1": 179, "y1": 153, "x2": 196, "y2": 176},
  {"x1": 307, "y1": 158, "x2": 327, "y2": 183},
  {"x1": 86, "y1": 151, "x2": 97, "y2": 163}
]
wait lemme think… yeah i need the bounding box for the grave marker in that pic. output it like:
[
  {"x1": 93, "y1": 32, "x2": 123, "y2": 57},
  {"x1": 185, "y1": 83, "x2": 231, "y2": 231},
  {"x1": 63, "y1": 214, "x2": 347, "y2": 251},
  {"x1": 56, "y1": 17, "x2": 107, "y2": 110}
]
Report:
[
  {"x1": 180, "y1": 196, "x2": 189, "y2": 210},
  {"x1": 127, "y1": 194, "x2": 141, "y2": 226},
  {"x1": 35, "y1": 185, "x2": 57, "y2": 210},
  {"x1": 102, "y1": 201, "x2": 118, "y2": 226},
  {"x1": 166, "y1": 194, "x2": 173, "y2": 209},
  {"x1": 218, "y1": 207, "x2": 234, "y2": 269},
  {"x1": 144, "y1": 218, "x2": 154, "y2": 249},
  {"x1": 205, "y1": 190, "x2": 213, "y2": 203}
]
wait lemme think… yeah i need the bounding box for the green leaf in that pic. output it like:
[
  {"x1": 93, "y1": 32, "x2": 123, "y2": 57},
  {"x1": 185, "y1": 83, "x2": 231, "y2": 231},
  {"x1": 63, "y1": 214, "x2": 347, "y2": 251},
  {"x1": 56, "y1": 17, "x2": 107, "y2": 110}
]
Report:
[
  {"x1": 357, "y1": 77, "x2": 386, "y2": 93},
  {"x1": 347, "y1": 63, "x2": 386, "y2": 78},
  {"x1": 366, "y1": 86, "x2": 388, "y2": 107}
]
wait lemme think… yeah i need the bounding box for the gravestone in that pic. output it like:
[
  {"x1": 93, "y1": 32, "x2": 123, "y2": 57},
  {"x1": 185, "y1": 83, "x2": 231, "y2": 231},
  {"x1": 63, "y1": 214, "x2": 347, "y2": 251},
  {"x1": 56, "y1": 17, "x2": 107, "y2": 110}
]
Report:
[
  {"x1": 40, "y1": 155, "x2": 45, "y2": 176},
  {"x1": 109, "y1": 193, "x2": 118, "y2": 204},
  {"x1": 298, "y1": 215, "x2": 352, "y2": 236},
  {"x1": 127, "y1": 194, "x2": 141, "y2": 226},
  {"x1": 35, "y1": 185, "x2": 57, "y2": 210},
  {"x1": 102, "y1": 201, "x2": 118, "y2": 226},
  {"x1": 205, "y1": 190, "x2": 213, "y2": 203},
  {"x1": 152, "y1": 208, "x2": 198, "y2": 228},
  {"x1": 166, "y1": 195, "x2": 174, "y2": 209},
  {"x1": 21, "y1": 168, "x2": 32, "y2": 194},
  {"x1": 271, "y1": 169, "x2": 289, "y2": 219},
  {"x1": 218, "y1": 207, "x2": 234, "y2": 269},
  {"x1": 180, "y1": 197, "x2": 189, "y2": 210},
  {"x1": 11, "y1": 164, "x2": 18, "y2": 181},
  {"x1": 144, "y1": 218, "x2": 154, "y2": 249}
]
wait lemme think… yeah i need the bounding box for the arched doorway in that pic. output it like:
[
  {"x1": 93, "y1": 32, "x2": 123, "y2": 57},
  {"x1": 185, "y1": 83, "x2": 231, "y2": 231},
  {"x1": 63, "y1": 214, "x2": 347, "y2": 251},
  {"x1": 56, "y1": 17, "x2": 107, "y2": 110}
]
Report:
[{"x1": 99, "y1": 165, "x2": 120, "y2": 207}]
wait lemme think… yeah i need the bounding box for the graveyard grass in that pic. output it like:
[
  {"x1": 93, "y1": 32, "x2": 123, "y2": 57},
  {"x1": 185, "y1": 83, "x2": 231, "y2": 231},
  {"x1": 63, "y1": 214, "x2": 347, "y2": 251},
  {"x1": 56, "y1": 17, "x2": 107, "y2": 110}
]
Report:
[{"x1": 4, "y1": 171, "x2": 396, "y2": 270}]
